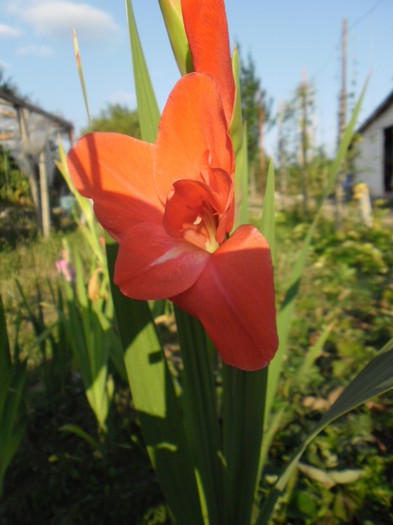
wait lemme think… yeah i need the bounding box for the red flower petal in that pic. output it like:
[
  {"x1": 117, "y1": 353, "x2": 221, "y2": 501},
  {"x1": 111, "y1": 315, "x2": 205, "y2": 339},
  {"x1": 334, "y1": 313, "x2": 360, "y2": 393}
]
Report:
[
  {"x1": 172, "y1": 225, "x2": 278, "y2": 371},
  {"x1": 114, "y1": 222, "x2": 210, "y2": 300},
  {"x1": 199, "y1": 151, "x2": 233, "y2": 211},
  {"x1": 156, "y1": 73, "x2": 234, "y2": 203},
  {"x1": 181, "y1": 0, "x2": 235, "y2": 124},
  {"x1": 67, "y1": 133, "x2": 163, "y2": 241}
]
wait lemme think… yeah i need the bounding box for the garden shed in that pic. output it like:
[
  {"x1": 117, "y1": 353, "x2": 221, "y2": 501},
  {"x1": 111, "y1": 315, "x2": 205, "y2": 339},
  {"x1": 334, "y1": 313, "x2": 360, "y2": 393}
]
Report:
[
  {"x1": 0, "y1": 91, "x2": 74, "y2": 236},
  {"x1": 355, "y1": 88, "x2": 393, "y2": 196}
]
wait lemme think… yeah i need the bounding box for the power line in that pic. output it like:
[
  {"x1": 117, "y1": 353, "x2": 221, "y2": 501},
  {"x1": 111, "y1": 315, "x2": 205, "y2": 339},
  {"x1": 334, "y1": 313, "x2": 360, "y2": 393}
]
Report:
[
  {"x1": 350, "y1": 0, "x2": 384, "y2": 29},
  {"x1": 311, "y1": 0, "x2": 383, "y2": 83}
]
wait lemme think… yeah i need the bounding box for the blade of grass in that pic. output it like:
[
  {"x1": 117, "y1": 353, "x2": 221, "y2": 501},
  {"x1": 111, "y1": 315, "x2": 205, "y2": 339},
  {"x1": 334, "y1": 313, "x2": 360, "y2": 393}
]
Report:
[
  {"x1": 0, "y1": 296, "x2": 27, "y2": 496},
  {"x1": 258, "y1": 407, "x2": 287, "y2": 484},
  {"x1": 15, "y1": 279, "x2": 43, "y2": 335},
  {"x1": 62, "y1": 262, "x2": 110, "y2": 433},
  {"x1": 257, "y1": 319, "x2": 334, "y2": 483},
  {"x1": 298, "y1": 322, "x2": 335, "y2": 379},
  {"x1": 75, "y1": 262, "x2": 110, "y2": 433},
  {"x1": 60, "y1": 424, "x2": 102, "y2": 453},
  {"x1": 72, "y1": 28, "x2": 91, "y2": 127},
  {"x1": 257, "y1": 336, "x2": 393, "y2": 524},
  {"x1": 0, "y1": 296, "x2": 11, "y2": 373}
]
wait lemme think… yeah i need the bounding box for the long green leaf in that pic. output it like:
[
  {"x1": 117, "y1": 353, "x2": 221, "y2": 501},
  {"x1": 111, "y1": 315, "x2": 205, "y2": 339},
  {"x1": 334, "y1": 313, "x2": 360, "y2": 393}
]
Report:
[
  {"x1": 223, "y1": 366, "x2": 268, "y2": 525},
  {"x1": 260, "y1": 160, "x2": 276, "y2": 264},
  {"x1": 106, "y1": 242, "x2": 203, "y2": 524},
  {"x1": 119, "y1": 7, "x2": 202, "y2": 518},
  {"x1": 57, "y1": 139, "x2": 105, "y2": 268},
  {"x1": 60, "y1": 424, "x2": 101, "y2": 453},
  {"x1": 257, "y1": 337, "x2": 393, "y2": 524},
  {"x1": 247, "y1": 159, "x2": 277, "y2": 488},
  {"x1": 62, "y1": 262, "x2": 110, "y2": 433},
  {"x1": 221, "y1": 160, "x2": 276, "y2": 524},
  {"x1": 0, "y1": 296, "x2": 11, "y2": 375},
  {"x1": 233, "y1": 124, "x2": 249, "y2": 229},
  {"x1": 72, "y1": 28, "x2": 91, "y2": 127},
  {"x1": 265, "y1": 84, "x2": 367, "y2": 423},
  {"x1": 126, "y1": 0, "x2": 160, "y2": 143},
  {"x1": 257, "y1": 324, "x2": 335, "y2": 482},
  {"x1": 229, "y1": 46, "x2": 243, "y2": 157},
  {"x1": 298, "y1": 322, "x2": 335, "y2": 379},
  {"x1": 174, "y1": 306, "x2": 223, "y2": 525},
  {"x1": 0, "y1": 369, "x2": 26, "y2": 496}
]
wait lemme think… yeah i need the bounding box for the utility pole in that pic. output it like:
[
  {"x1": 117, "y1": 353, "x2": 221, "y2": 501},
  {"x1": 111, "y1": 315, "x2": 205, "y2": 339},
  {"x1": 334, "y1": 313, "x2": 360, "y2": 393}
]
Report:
[
  {"x1": 338, "y1": 18, "x2": 348, "y2": 142},
  {"x1": 299, "y1": 69, "x2": 309, "y2": 216},
  {"x1": 336, "y1": 18, "x2": 348, "y2": 226},
  {"x1": 39, "y1": 143, "x2": 51, "y2": 237}
]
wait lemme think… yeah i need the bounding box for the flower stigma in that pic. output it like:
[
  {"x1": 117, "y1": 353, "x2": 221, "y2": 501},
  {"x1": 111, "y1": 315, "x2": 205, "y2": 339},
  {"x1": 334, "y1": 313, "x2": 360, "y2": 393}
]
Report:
[{"x1": 182, "y1": 204, "x2": 220, "y2": 254}]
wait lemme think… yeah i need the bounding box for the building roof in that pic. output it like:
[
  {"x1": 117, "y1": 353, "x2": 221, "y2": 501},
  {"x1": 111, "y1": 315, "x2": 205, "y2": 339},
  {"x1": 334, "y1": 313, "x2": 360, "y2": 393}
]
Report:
[
  {"x1": 0, "y1": 90, "x2": 74, "y2": 133},
  {"x1": 357, "y1": 88, "x2": 393, "y2": 134}
]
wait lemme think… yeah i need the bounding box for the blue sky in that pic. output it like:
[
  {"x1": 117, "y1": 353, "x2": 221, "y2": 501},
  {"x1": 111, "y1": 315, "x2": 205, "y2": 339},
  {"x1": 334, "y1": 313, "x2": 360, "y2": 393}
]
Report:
[{"x1": 1, "y1": 0, "x2": 392, "y2": 155}]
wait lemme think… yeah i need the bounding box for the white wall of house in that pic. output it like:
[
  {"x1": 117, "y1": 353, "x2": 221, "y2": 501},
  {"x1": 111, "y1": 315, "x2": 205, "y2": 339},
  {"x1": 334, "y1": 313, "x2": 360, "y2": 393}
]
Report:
[{"x1": 355, "y1": 102, "x2": 393, "y2": 195}]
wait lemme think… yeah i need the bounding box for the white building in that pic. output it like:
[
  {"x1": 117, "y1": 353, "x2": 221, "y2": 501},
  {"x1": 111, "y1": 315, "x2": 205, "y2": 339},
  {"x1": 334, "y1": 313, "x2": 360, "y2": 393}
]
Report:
[{"x1": 355, "y1": 89, "x2": 393, "y2": 196}]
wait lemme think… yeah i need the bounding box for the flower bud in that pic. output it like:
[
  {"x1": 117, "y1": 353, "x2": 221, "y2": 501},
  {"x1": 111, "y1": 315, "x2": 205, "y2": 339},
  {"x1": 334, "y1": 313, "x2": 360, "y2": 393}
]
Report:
[{"x1": 159, "y1": 0, "x2": 193, "y2": 75}]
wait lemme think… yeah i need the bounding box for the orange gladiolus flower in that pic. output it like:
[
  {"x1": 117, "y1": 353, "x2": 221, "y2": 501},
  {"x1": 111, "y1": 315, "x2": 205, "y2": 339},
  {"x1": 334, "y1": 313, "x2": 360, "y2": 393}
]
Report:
[
  {"x1": 67, "y1": 2, "x2": 278, "y2": 371},
  {"x1": 67, "y1": 74, "x2": 277, "y2": 370}
]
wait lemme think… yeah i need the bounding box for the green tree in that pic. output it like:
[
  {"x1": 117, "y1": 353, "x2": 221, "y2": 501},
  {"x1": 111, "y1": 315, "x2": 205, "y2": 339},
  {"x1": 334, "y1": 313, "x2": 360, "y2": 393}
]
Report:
[
  {"x1": 84, "y1": 103, "x2": 141, "y2": 138},
  {"x1": 239, "y1": 49, "x2": 273, "y2": 169},
  {"x1": 0, "y1": 70, "x2": 30, "y2": 205},
  {"x1": 0, "y1": 68, "x2": 20, "y2": 97},
  {"x1": 277, "y1": 79, "x2": 330, "y2": 214}
]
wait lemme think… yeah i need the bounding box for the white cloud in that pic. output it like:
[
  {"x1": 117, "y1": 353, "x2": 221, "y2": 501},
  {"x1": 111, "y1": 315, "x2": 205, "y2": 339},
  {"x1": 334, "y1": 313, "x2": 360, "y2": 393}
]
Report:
[
  {"x1": 15, "y1": 45, "x2": 54, "y2": 57},
  {"x1": 8, "y1": 1, "x2": 120, "y2": 40},
  {"x1": 0, "y1": 23, "x2": 21, "y2": 38},
  {"x1": 107, "y1": 90, "x2": 136, "y2": 107},
  {"x1": 0, "y1": 60, "x2": 12, "y2": 70}
]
